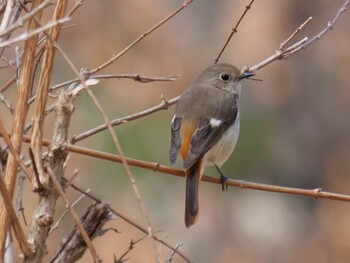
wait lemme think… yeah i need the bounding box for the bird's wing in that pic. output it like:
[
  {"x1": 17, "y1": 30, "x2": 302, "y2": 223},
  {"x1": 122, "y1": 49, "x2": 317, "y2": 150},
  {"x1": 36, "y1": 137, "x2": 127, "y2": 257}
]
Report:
[
  {"x1": 169, "y1": 116, "x2": 182, "y2": 166},
  {"x1": 183, "y1": 109, "x2": 238, "y2": 169}
]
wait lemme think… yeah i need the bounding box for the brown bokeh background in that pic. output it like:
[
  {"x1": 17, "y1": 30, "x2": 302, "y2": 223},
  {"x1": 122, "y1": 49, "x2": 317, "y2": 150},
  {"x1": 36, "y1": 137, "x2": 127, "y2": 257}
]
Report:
[{"x1": 1, "y1": 0, "x2": 350, "y2": 262}]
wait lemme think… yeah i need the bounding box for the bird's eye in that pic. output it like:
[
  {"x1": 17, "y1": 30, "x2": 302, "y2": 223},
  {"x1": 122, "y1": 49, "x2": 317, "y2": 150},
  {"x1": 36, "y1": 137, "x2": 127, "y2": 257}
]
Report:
[{"x1": 220, "y1": 74, "x2": 230, "y2": 81}]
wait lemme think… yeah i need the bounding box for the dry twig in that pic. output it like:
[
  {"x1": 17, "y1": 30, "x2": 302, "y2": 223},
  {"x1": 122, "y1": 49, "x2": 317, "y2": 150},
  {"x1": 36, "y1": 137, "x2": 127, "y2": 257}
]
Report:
[
  {"x1": 89, "y1": 0, "x2": 193, "y2": 74},
  {"x1": 12, "y1": 134, "x2": 350, "y2": 204},
  {"x1": 0, "y1": 0, "x2": 44, "y2": 256},
  {"x1": 0, "y1": 0, "x2": 54, "y2": 38},
  {"x1": 246, "y1": 0, "x2": 349, "y2": 72},
  {"x1": 50, "y1": 202, "x2": 115, "y2": 263},
  {"x1": 47, "y1": 168, "x2": 100, "y2": 263},
  {"x1": 214, "y1": 0, "x2": 255, "y2": 63},
  {"x1": 50, "y1": 73, "x2": 178, "y2": 91},
  {"x1": 71, "y1": 95, "x2": 180, "y2": 143},
  {"x1": 68, "y1": 183, "x2": 191, "y2": 263}
]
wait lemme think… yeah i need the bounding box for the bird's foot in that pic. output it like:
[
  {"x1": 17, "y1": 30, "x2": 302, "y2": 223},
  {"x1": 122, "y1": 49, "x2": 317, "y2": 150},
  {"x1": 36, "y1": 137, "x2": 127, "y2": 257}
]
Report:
[{"x1": 214, "y1": 164, "x2": 229, "y2": 191}]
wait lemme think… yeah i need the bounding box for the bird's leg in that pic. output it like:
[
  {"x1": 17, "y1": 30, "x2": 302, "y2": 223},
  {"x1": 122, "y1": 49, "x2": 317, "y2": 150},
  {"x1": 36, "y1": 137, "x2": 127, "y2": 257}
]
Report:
[{"x1": 214, "y1": 164, "x2": 229, "y2": 191}]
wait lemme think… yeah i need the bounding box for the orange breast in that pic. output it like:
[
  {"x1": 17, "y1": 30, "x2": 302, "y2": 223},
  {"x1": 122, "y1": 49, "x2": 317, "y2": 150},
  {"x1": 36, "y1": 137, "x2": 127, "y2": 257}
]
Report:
[{"x1": 180, "y1": 120, "x2": 197, "y2": 161}]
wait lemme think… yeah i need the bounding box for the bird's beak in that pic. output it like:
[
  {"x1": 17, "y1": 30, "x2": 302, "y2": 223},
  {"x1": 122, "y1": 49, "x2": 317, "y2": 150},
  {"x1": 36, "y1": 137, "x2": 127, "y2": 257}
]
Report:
[{"x1": 239, "y1": 72, "x2": 255, "y2": 80}]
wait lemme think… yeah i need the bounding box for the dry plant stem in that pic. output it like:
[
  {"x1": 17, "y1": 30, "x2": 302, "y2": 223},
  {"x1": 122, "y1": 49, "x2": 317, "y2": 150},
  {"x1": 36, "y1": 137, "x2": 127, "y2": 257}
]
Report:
[
  {"x1": 0, "y1": 0, "x2": 13, "y2": 34},
  {"x1": 71, "y1": 95, "x2": 180, "y2": 143},
  {"x1": 30, "y1": 0, "x2": 68, "y2": 188},
  {"x1": 0, "y1": 118, "x2": 33, "y2": 181},
  {"x1": 0, "y1": 0, "x2": 23, "y2": 56},
  {"x1": 0, "y1": 0, "x2": 54, "y2": 38},
  {"x1": 51, "y1": 36, "x2": 158, "y2": 260},
  {"x1": 9, "y1": 133, "x2": 350, "y2": 205},
  {"x1": 48, "y1": 188, "x2": 91, "y2": 235},
  {"x1": 291, "y1": 0, "x2": 349, "y2": 53},
  {"x1": 0, "y1": 74, "x2": 16, "y2": 92},
  {"x1": 66, "y1": 146, "x2": 350, "y2": 202},
  {"x1": 247, "y1": 0, "x2": 349, "y2": 72},
  {"x1": 50, "y1": 73, "x2": 177, "y2": 90},
  {"x1": 47, "y1": 168, "x2": 100, "y2": 263},
  {"x1": 0, "y1": 92, "x2": 14, "y2": 113},
  {"x1": 0, "y1": 0, "x2": 43, "y2": 255},
  {"x1": 279, "y1": 17, "x2": 312, "y2": 50},
  {"x1": 115, "y1": 235, "x2": 148, "y2": 263},
  {"x1": 214, "y1": 0, "x2": 255, "y2": 64},
  {"x1": 68, "y1": 183, "x2": 191, "y2": 263},
  {"x1": 0, "y1": 169, "x2": 31, "y2": 256},
  {"x1": 0, "y1": 17, "x2": 69, "y2": 48},
  {"x1": 66, "y1": 0, "x2": 85, "y2": 17},
  {"x1": 25, "y1": 91, "x2": 74, "y2": 263},
  {"x1": 89, "y1": 0, "x2": 193, "y2": 74},
  {"x1": 50, "y1": 202, "x2": 114, "y2": 263}
]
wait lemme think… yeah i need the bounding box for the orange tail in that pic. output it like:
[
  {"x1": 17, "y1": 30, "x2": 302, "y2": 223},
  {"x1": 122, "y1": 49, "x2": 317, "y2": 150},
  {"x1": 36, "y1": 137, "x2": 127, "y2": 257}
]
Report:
[{"x1": 185, "y1": 162, "x2": 202, "y2": 228}]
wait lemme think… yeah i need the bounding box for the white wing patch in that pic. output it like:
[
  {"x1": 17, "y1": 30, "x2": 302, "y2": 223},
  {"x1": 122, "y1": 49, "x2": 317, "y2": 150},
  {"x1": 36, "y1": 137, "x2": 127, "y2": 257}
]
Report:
[{"x1": 209, "y1": 118, "x2": 222, "y2": 127}]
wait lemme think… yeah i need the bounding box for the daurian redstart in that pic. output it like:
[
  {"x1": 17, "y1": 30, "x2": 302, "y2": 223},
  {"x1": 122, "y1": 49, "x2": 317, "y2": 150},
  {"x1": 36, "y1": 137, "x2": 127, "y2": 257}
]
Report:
[{"x1": 170, "y1": 63, "x2": 254, "y2": 228}]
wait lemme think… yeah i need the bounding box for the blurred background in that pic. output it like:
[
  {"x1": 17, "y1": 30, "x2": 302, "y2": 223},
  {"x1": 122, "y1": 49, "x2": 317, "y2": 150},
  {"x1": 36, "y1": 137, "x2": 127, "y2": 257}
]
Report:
[{"x1": 1, "y1": 0, "x2": 350, "y2": 262}]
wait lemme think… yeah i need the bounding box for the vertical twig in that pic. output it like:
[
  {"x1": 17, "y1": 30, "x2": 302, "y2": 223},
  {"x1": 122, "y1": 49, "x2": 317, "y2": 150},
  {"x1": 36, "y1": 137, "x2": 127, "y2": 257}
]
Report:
[
  {"x1": 30, "y1": 0, "x2": 68, "y2": 188},
  {"x1": 0, "y1": 167, "x2": 32, "y2": 256},
  {"x1": 0, "y1": 0, "x2": 44, "y2": 257},
  {"x1": 25, "y1": 90, "x2": 73, "y2": 263}
]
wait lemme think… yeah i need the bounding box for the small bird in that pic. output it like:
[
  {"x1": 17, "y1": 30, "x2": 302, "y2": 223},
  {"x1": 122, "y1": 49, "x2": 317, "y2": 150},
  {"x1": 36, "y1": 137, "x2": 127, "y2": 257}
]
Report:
[{"x1": 169, "y1": 63, "x2": 254, "y2": 228}]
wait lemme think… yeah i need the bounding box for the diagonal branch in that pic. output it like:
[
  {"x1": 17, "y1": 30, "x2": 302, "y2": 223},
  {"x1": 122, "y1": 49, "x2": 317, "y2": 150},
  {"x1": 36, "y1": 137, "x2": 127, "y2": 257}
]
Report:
[
  {"x1": 68, "y1": 183, "x2": 191, "y2": 263},
  {"x1": 214, "y1": 0, "x2": 255, "y2": 64},
  {"x1": 0, "y1": 0, "x2": 54, "y2": 38},
  {"x1": 47, "y1": 167, "x2": 100, "y2": 263},
  {"x1": 71, "y1": 95, "x2": 180, "y2": 143},
  {"x1": 0, "y1": 163, "x2": 31, "y2": 256},
  {"x1": 89, "y1": 0, "x2": 193, "y2": 74},
  {"x1": 246, "y1": 0, "x2": 349, "y2": 72},
  {"x1": 52, "y1": 39, "x2": 159, "y2": 262}
]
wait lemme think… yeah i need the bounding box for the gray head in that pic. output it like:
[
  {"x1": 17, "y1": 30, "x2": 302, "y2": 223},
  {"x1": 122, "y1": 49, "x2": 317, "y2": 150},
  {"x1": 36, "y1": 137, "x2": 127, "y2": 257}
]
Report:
[{"x1": 194, "y1": 63, "x2": 254, "y2": 96}]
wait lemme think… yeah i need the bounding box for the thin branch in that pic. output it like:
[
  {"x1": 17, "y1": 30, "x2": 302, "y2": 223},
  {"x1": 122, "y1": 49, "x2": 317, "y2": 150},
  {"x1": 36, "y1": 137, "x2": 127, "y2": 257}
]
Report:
[
  {"x1": 246, "y1": 0, "x2": 349, "y2": 72},
  {"x1": 0, "y1": 0, "x2": 54, "y2": 38},
  {"x1": 114, "y1": 235, "x2": 148, "y2": 263},
  {"x1": 30, "y1": 0, "x2": 69, "y2": 190},
  {"x1": 50, "y1": 73, "x2": 178, "y2": 91},
  {"x1": 66, "y1": 0, "x2": 85, "y2": 17},
  {"x1": 165, "y1": 241, "x2": 183, "y2": 263},
  {"x1": 50, "y1": 202, "x2": 115, "y2": 263},
  {"x1": 287, "y1": 0, "x2": 349, "y2": 54},
  {"x1": 47, "y1": 168, "x2": 100, "y2": 262},
  {"x1": 0, "y1": 117, "x2": 33, "y2": 181},
  {"x1": 0, "y1": 92, "x2": 14, "y2": 114},
  {"x1": 15, "y1": 172, "x2": 27, "y2": 226},
  {"x1": 214, "y1": 0, "x2": 255, "y2": 64},
  {"x1": 279, "y1": 17, "x2": 312, "y2": 51},
  {"x1": 0, "y1": 0, "x2": 44, "y2": 256},
  {"x1": 2, "y1": 133, "x2": 348, "y2": 204},
  {"x1": 0, "y1": 74, "x2": 16, "y2": 92},
  {"x1": 0, "y1": 17, "x2": 70, "y2": 49},
  {"x1": 68, "y1": 182, "x2": 191, "y2": 263},
  {"x1": 48, "y1": 188, "x2": 91, "y2": 235},
  {"x1": 71, "y1": 95, "x2": 180, "y2": 143},
  {"x1": 54, "y1": 41, "x2": 159, "y2": 262},
  {"x1": 0, "y1": 0, "x2": 14, "y2": 35},
  {"x1": 0, "y1": 166, "x2": 32, "y2": 256},
  {"x1": 89, "y1": 0, "x2": 193, "y2": 74}
]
